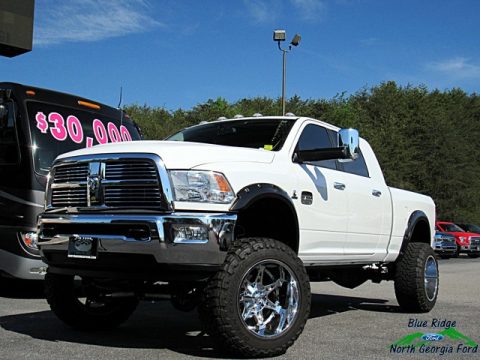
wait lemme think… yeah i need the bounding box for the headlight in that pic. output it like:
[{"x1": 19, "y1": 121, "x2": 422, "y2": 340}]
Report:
[
  {"x1": 459, "y1": 236, "x2": 467, "y2": 242},
  {"x1": 170, "y1": 170, "x2": 235, "y2": 204}
]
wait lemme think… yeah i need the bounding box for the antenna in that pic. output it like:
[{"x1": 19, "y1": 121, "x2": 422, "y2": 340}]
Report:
[
  {"x1": 118, "y1": 86, "x2": 123, "y2": 127},
  {"x1": 117, "y1": 86, "x2": 123, "y2": 109}
]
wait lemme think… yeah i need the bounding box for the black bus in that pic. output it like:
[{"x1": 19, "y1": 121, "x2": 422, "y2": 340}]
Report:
[{"x1": 0, "y1": 83, "x2": 142, "y2": 279}]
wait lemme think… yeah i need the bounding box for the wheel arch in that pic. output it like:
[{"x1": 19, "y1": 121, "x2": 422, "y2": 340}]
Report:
[
  {"x1": 400, "y1": 210, "x2": 432, "y2": 255},
  {"x1": 230, "y1": 183, "x2": 300, "y2": 253}
]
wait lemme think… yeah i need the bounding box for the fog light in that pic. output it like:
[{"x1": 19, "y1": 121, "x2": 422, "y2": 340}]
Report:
[
  {"x1": 21, "y1": 232, "x2": 38, "y2": 250},
  {"x1": 172, "y1": 224, "x2": 208, "y2": 244}
]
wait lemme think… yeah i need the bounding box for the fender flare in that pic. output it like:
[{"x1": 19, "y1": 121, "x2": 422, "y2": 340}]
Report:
[
  {"x1": 400, "y1": 210, "x2": 431, "y2": 255},
  {"x1": 229, "y1": 183, "x2": 299, "y2": 250}
]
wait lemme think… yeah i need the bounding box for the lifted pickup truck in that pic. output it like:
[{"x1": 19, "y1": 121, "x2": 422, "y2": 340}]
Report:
[{"x1": 37, "y1": 115, "x2": 437, "y2": 357}]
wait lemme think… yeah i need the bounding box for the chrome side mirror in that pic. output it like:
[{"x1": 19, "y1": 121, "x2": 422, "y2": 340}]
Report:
[{"x1": 339, "y1": 128, "x2": 359, "y2": 160}]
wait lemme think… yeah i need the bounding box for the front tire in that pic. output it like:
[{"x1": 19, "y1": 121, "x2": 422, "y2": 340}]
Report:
[
  {"x1": 45, "y1": 272, "x2": 138, "y2": 330},
  {"x1": 199, "y1": 238, "x2": 310, "y2": 358},
  {"x1": 394, "y1": 242, "x2": 439, "y2": 312}
]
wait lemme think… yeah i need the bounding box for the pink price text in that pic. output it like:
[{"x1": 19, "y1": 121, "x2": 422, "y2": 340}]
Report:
[{"x1": 35, "y1": 112, "x2": 133, "y2": 147}]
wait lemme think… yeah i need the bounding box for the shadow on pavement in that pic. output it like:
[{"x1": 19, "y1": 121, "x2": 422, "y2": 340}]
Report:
[
  {"x1": 310, "y1": 293, "x2": 401, "y2": 318},
  {"x1": 0, "y1": 277, "x2": 45, "y2": 299},
  {"x1": 0, "y1": 292, "x2": 399, "y2": 358}
]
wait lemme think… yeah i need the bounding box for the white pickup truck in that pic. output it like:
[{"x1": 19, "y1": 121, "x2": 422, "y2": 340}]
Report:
[{"x1": 37, "y1": 115, "x2": 437, "y2": 358}]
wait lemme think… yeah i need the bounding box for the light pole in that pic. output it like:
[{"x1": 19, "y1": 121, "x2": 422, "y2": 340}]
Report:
[{"x1": 273, "y1": 30, "x2": 301, "y2": 116}]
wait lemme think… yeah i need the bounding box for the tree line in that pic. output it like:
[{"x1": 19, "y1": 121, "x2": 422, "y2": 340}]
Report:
[{"x1": 124, "y1": 81, "x2": 480, "y2": 224}]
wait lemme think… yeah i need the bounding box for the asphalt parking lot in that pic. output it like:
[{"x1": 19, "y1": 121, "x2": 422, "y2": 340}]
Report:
[{"x1": 0, "y1": 257, "x2": 478, "y2": 360}]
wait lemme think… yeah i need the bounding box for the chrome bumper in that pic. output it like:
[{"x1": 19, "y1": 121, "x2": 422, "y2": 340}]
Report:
[
  {"x1": 433, "y1": 241, "x2": 457, "y2": 254},
  {"x1": 461, "y1": 244, "x2": 480, "y2": 252},
  {"x1": 37, "y1": 212, "x2": 237, "y2": 268}
]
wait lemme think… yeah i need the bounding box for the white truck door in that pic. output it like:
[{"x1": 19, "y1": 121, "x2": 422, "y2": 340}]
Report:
[
  {"x1": 341, "y1": 140, "x2": 392, "y2": 261},
  {"x1": 291, "y1": 123, "x2": 349, "y2": 261}
]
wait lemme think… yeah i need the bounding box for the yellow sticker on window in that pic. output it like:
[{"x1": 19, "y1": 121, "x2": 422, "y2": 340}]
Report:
[{"x1": 264, "y1": 145, "x2": 273, "y2": 151}]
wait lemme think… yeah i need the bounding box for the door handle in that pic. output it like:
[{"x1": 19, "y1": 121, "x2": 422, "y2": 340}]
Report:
[
  {"x1": 334, "y1": 182, "x2": 346, "y2": 190},
  {"x1": 372, "y1": 189, "x2": 382, "y2": 197}
]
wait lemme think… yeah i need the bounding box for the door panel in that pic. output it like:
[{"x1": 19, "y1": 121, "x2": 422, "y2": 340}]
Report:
[
  {"x1": 295, "y1": 164, "x2": 349, "y2": 259},
  {"x1": 343, "y1": 174, "x2": 391, "y2": 260}
]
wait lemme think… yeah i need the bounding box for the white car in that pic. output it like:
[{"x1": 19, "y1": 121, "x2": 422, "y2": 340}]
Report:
[{"x1": 37, "y1": 115, "x2": 437, "y2": 357}]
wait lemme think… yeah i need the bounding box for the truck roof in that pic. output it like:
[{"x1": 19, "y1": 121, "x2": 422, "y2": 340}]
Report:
[{"x1": 182, "y1": 115, "x2": 341, "y2": 132}]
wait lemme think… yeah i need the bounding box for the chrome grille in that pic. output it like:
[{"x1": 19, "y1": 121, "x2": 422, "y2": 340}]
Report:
[
  {"x1": 105, "y1": 161, "x2": 158, "y2": 181},
  {"x1": 470, "y1": 237, "x2": 480, "y2": 246},
  {"x1": 51, "y1": 187, "x2": 87, "y2": 207},
  {"x1": 103, "y1": 160, "x2": 163, "y2": 207},
  {"x1": 104, "y1": 186, "x2": 163, "y2": 207},
  {"x1": 49, "y1": 157, "x2": 168, "y2": 210},
  {"x1": 53, "y1": 163, "x2": 88, "y2": 183}
]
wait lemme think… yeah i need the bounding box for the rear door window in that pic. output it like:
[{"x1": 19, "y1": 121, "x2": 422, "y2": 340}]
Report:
[{"x1": 339, "y1": 150, "x2": 369, "y2": 177}]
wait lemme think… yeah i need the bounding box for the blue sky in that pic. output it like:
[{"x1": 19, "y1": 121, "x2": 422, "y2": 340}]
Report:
[{"x1": 2, "y1": 0, "x2": 480, "y2": 110}]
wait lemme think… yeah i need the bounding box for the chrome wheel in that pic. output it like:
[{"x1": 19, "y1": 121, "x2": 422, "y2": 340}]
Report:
[
  {"x1": 424, "y1": 255, "x2": 439, "y2": 301},
  {"x1": 238, "y1": 259, "x2": 300, "y2": 338}
]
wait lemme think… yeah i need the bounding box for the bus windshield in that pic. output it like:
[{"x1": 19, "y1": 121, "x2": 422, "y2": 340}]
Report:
[{"x1": 27, "y1": 101, "x2": 141, "y2": 175}]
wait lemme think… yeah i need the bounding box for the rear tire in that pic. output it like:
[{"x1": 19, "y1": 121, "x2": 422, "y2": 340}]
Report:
[
  {"x1": 45, "y1": 272, "x2": 138, "y2": 330},
  {"x1": 199, "y1": 238, "x2": 310, "y2": 358},
  {"x1": 394, "y1": 242, "x2": 439, "y2": 313}
]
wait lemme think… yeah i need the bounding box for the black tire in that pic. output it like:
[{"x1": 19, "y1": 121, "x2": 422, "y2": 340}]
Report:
[
  {"x1": 45, "y1": 272, "x2": 138, "y2": 330},
  {"x1": 467, "y1": 253, "x2": 479, "y2": 258},
  {"x1": 394, "y1": 242, "x2": 439, "y2": 313},
  {"x1": 199, "y1": 238, "x2": 311, "y2": 358}
]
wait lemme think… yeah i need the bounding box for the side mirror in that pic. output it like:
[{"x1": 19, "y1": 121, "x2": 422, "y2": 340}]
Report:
[
  {"x1": 293, "y1": 127, "x2": 361, "y2": 163},
  {"x1": 339, "y1": 128, "x2": 359, "y2": 160}
]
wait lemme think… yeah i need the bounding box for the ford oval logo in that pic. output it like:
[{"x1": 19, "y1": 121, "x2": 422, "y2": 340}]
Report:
[{"x1": 421, "y1": 333, "x2": 444, "y2": 342}]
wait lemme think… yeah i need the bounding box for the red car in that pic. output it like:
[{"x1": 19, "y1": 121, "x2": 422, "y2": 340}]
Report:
[{"x1": 435, "y1": 221, "x2": 480, "y2": 258}]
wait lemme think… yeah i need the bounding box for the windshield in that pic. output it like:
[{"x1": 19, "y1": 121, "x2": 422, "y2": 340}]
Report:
[
  {"x1": 464, "y1": 224, "x2": 480, "y2": 233},
  {"x1": 27, "y1": 101, "x2": 141, "y2": 175},
  {"x1": 166, "y1": 119, "x2": 296, "y2": 151},
  {"x1": 440, "y1": 223, "x2": 465, "y2": 232}
]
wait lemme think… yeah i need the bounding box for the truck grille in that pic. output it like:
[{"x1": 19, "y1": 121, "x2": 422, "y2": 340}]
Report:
[
  {"x1": 51, "y1": 187, "x2": 88, "y2": 207},
  {"x1": 49, "y1": 157, "x2": 169, "y2": 210},
  {"x1": 470, "y1": 237, "x2": 480, "y2": 246},
  {"x1": 53, "y1": 163, "x2": 89, "y2": 183}
]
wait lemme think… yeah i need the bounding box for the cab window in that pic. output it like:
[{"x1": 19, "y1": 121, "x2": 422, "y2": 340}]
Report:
[
  {"x1": 340, "y1": 150, "x2": 369, "y2": 177},
  {"x1": 0, "y1": 102, "x2": 19, "y2": 164},
  {"x1": 295, "y1": 124, "x2": 336, "y2": 169}
]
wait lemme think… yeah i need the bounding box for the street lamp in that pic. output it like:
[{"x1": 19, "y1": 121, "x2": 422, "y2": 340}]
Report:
[{"x1": 273, "y1": 30, "x2": 301, "y2": 116}]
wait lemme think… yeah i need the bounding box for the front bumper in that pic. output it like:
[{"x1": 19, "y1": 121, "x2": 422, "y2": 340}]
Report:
[
  {"x1": 37, "y1": 212, "x2": 236, "y2": 280},
  {"x1": 0, "y1": 249, "x2": 46, "y2": 279},
  {"x1": 460, "y1": 243, "x2": 480, "y2": 253},
  {"x1": 433, "y1": 241, "x2": 457, "y2": 256}
]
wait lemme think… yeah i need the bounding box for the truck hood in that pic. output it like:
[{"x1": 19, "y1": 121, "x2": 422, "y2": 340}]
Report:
[
  {"x1": 444, "y1": 231, "x2": 480, "y2": 238},
  {"x1": 55, "y1": 140, "x2": 275, "y2": 169}
]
